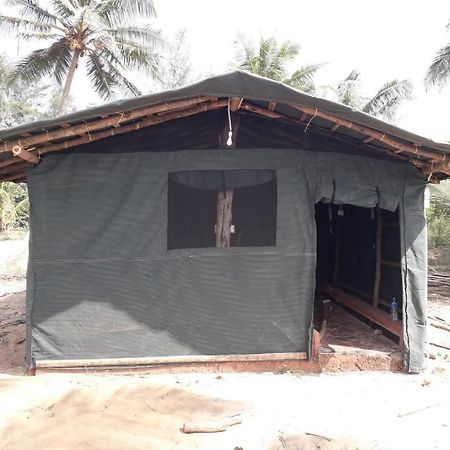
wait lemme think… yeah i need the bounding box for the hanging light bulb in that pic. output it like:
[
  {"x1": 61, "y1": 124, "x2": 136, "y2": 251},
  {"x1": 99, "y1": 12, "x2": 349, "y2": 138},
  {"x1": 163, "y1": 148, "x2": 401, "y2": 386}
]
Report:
[{"x1": 227, "y1": 130, "x2": 233, "y2": 147}]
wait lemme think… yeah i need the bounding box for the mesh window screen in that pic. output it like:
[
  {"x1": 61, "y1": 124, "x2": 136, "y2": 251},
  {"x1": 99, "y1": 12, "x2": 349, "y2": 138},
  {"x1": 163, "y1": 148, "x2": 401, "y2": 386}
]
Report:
[{"x1": 168, "y1": 169, "x2": 277, "y2": 249}]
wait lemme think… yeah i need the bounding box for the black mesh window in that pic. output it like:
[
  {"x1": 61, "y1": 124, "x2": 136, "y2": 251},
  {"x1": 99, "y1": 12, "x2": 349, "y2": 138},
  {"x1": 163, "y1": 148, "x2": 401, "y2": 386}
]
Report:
[{"x1": 167, "y1": 169, "x2": 277, "y2": 250}]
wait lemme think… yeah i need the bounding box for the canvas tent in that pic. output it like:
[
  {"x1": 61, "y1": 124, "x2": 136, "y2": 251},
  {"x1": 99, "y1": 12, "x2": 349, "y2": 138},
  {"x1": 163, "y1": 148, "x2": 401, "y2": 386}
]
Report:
[{"x1": 1, "y1": 71, "x2": 449, "y2": 373}]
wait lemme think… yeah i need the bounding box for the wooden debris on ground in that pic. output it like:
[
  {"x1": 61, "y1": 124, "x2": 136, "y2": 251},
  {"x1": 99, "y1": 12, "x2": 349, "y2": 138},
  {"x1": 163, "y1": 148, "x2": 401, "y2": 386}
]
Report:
[{"x1": 182, "y1": 413, "x2": 242, "y2": 433}]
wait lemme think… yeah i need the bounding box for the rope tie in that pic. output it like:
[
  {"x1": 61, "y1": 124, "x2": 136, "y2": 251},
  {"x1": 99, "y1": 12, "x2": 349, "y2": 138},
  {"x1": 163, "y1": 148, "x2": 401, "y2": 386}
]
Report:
[
  {"x1": 115, "y1": 112, "x2": 124, "y2": 127},
  {"x1": 304, "y1": 108, "x2": 318, "y2": 133},
  {"x1": 83, "y1": 122, "x2": 92, "y2": 142},
  {"x1": 428, "y1": 161, "x2": 434, "y2": 182}
]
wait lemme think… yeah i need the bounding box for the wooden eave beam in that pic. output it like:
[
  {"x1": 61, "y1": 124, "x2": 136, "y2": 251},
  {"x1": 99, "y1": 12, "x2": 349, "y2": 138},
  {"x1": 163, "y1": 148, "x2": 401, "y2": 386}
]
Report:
[
  {"x1": 289, "y1": 103, "x2": 448, "y2": 162},
  {"x1": 12, "y1": 145, "x2": 39, "y2": 164},
  {"x1": 24, "y1": 100, "x2": 229, "y2": 159},
  {"x1": 0, "y1": 96, "x2": 216, "y2": 154}
]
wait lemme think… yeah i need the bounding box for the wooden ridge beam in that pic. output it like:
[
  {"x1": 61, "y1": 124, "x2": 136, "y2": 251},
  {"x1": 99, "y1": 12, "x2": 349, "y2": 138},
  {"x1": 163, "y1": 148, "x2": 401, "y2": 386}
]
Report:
[
  {"x1": 230, "y1": 97, "x2": 243, "y2": 112},
  {"x1": 0, "y1": 96, "x2": 216, "y2": 154},
  {"x1": 289, "y1": 104, "x2": 447, "y2": 161}
]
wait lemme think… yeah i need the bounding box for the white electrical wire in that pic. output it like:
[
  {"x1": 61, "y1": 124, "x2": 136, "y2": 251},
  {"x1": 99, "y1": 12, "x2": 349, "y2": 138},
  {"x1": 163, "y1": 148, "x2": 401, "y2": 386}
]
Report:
[{"x1": 227, "y1": 97, "x2": 233, "y2": 146}]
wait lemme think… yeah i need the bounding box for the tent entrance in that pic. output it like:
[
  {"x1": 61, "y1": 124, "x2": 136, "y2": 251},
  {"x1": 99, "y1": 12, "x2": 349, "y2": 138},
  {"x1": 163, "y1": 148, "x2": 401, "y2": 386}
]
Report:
[{"x1": 314, "y1": 202, "x2": 402, "y2": 363}]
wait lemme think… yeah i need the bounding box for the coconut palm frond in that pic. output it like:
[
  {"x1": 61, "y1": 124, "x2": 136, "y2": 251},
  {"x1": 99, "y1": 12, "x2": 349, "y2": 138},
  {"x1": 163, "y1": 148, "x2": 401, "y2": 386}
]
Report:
[
  {"x1": 103, "y1": 26, "x2": 163, "y2": 48},
  {"x1": 363, "y1": 79, "x2": 413, "y2": 118},
  {"x1": 18, "y1": 30, "x2": 63, "y2": 41},
  {"x1": 11, "y1": 38, "x2": 69, "y2": 83},
  {"x1": 284, "y1": 63, "x2": 324, "y2": 93},
  {"x1": 50, "y1": 0, "x2": 77, "y2": 19},
  {"x1": 95, "y1": 0, "x2": 156, "y2": 26},
  {"x1": 0, "y1": 15, "x2": 54, "y2": 33},
  {"x1": 113, "y1": 38, "x2": 159, "y2": 77},
  {"x1": 85, "y1": 51, "x2": 115, "y2": 99},
  {"x1": 425, "y1": 42, "x2": 450, "y2": 89},
  {"x1": 7, "y1": 0, "x2": 61, "y2": 25},
  {"x1": 336, "y1": 70, "x2": 362, "y2": 107}
]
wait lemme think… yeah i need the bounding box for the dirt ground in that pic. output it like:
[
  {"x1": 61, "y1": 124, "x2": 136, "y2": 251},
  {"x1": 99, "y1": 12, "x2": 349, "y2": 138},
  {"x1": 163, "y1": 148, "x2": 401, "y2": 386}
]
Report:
[
  {"x1": 1, "y1": 288, "x2": 450, "y2": 449},
  {"x1": 1, "y1": 238, "x2": 450, "y2": 449}
]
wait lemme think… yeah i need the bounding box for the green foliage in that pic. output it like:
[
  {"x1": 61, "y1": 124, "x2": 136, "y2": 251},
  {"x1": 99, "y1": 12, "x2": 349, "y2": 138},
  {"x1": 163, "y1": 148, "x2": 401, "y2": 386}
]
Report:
[
  {"x1": 324, "y1": 71, "x2": 413, "y2": 123},
  {"x1": 0, "y1": 54, "x2": 51, "y2": 128},
  {"x1": 157, "y1": 29, "x2": 193, "y2": 90},
  {"x1": 235, "y1": 36, "x2": 323, "y2": 94},
  {"x1": 0, "y1": 182, "x2": 29, "y2": 231},
  {"x1": 427, "y1": 181, "x2": 450, "y2": 252}
]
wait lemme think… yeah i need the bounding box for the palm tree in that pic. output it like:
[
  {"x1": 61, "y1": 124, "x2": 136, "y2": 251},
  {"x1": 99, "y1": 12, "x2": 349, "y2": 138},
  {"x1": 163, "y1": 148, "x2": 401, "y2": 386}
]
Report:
[
  {"x1": 235, "y1": 36, "x2": 323, "y2": 94},
  {"x1": 0, "y1": 0, "x2": 162, "y2": 115},
  {"x1": 425, "y1": 21, "x2": 450, "y2": 89},
  {"x1": 330, "y1": 71, "x2": 413, "y2": 122}
]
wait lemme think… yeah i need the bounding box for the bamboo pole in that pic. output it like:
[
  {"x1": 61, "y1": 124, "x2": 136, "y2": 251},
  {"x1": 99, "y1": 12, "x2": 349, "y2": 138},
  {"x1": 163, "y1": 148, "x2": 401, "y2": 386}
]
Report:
[
  {"x1": 373, "y1": 206, "x2": 382, "y2": 307},
  {"x1": 12, "y1": 145, "x2": 39, "y2": 164},
  {"x1": 215, "y1": 114, "x2": 240, "y2": 248},
  {"x1": 35, "y1": 352, "x2": 308, "y2": 369}
]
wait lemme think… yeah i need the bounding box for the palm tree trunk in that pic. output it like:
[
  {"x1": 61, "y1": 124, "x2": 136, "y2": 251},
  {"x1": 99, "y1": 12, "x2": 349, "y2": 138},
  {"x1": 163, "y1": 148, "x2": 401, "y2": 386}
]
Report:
[{"x1": 58, "y1": 49, "x2": 81, "y2": 116}]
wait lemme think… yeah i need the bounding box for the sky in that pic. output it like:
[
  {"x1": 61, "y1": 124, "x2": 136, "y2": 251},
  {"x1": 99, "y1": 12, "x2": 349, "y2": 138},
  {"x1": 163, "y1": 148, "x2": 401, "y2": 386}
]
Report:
[{"x1": 2, "y1": 0, "x2": 450, "y2": 142}]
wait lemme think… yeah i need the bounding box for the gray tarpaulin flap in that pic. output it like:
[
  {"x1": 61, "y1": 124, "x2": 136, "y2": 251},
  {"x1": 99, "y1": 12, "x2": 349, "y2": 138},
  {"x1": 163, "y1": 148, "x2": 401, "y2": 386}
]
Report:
[{"x1": 26, "y1": 145, "x2": 427, "y2": 372}]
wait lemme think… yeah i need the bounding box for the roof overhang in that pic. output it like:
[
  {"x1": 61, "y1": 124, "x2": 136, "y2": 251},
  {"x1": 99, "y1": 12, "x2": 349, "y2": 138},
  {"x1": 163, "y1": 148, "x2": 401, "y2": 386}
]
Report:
[{"x1": 1, "y1": 70, "x2": 449, "y2": 183}]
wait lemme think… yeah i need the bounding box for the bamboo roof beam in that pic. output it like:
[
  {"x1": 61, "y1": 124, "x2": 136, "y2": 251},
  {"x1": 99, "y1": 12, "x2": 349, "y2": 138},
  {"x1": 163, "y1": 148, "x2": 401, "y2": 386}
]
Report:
[
  {"x1": 289, "y1": 104, "x2": 447, "y2": 161},
  {"x1": 28, "y1": 100, "x2": 229, "y2": 158},
  {"x1": 0, "y1": 96, "x2": 216, "y2": 154},
  {"x1": 12, "y1": 145, "x2": 39, "y2": 164}
]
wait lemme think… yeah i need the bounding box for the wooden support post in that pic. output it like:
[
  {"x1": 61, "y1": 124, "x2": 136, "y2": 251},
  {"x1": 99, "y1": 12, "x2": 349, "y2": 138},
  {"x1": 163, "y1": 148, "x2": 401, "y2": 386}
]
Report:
[
  {"x1": 311, "y1": 329, "x2": 320, "y2": 360},
  {"x1": 373, "y1": 206, "x2": 382, "y2": 307},
  {"x1": 12, "y1": 145, "x2": 39, "y2": 164},
  {"x1": 215, "y1": 114, "x2": 240, "y2": 248},
  {"x1": 333, "y1": 208, "x2": 342, "y2": 284}
]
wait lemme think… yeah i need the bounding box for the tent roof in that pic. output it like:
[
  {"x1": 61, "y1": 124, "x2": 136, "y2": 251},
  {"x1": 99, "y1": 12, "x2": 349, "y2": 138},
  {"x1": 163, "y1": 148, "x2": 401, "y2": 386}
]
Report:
[{"x1": 1, "y1": 70, "x2": 449, "y2": 182}]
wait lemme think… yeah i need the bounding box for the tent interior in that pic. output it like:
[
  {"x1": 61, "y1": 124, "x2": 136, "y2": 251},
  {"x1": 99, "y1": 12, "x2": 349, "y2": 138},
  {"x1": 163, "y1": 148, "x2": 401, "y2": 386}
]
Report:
[{"x1": 315, "y1": 202, "x2": 402, "y2": 354}]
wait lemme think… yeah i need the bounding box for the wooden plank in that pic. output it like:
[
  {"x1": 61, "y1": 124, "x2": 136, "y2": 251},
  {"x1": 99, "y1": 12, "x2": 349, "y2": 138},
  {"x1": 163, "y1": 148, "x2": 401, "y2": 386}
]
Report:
[
  {"x1": 268, "y1": 101, "x2": 277, "y2": 111},
  {"x1": 35, "y1": 352, "x2": 308, "y2": 369},
  {"x1": 321, "y1": 283, "x2": 402, "y2": 337}
]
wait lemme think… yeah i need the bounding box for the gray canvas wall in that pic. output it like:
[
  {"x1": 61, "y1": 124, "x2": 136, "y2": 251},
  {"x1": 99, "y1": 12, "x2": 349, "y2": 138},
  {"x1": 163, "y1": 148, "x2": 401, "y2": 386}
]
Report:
[{"x1": 26, "y1": 147, "x2": 427, "y2": 372}]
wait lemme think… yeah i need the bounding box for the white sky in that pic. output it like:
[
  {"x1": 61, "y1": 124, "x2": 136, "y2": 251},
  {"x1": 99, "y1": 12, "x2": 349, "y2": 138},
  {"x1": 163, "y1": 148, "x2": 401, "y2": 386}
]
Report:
[{"x1": 2, "y1": 0, "x2": 450, "y2": 142}]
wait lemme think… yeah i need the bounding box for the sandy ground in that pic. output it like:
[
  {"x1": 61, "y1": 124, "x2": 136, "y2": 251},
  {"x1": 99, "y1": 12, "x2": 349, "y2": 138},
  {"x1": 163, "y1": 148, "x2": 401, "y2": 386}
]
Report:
[
  {"x1": 0, "y1": 371, "x2": 449, "y2": 450},
  {"x1": 1, "y1": 239, "x2": 450, "y2": 449}
]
